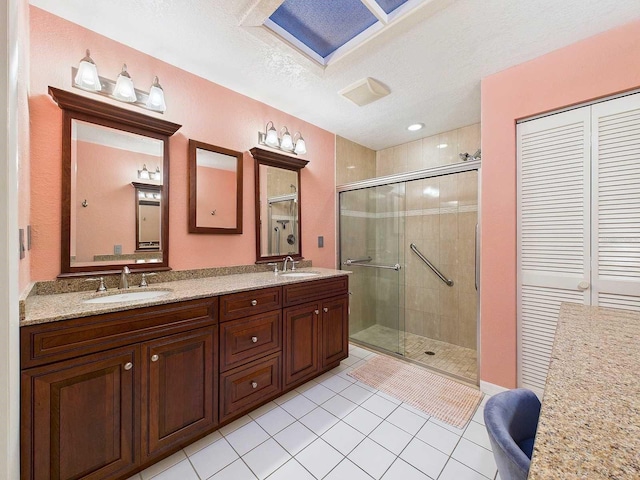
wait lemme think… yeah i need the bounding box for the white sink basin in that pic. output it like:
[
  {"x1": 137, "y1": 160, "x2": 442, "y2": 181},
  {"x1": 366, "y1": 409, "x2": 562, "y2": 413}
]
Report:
[
  {"x1": 280, "y1": 272, "x2": 320, "y2": 278},
  {"x1": 83, "y1": 290, "x2": 170, "y2": 304}
]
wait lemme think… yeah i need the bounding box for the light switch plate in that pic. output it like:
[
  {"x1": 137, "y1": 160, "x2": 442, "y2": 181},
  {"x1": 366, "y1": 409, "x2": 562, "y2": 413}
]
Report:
[
  {"x1": 114, "y1": 244, "x2": 122, "y2": 255},
  {"x1": 318, "y1": 236, "x2": 324, "y2": 248},
  {"x1": 19, "y1": 229, "x2": 25, "y2": 259}
]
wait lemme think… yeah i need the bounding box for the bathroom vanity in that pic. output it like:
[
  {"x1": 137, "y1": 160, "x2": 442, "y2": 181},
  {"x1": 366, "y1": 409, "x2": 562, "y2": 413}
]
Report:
[{"x1": 20, "y1": 269, "x2": 349, "y2": 480}]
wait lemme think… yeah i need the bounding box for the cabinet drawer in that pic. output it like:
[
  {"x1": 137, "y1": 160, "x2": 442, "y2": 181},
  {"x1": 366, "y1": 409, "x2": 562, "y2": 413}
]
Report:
[
  {"x1": 219, "y1": 287, "x2": 282, "y2": 322},
  {"x1": 21, "y1": 297, "x2": 218, "y2": 369},
  {"x1": 220, "y1": 311, "x2": 282, "y2": 372},
  {"x1": 283, "y1": 276, "x2": 348, "y2": 307},
  {"x1": 220, "y1": 353, "x2": 281, "y2": 421}
]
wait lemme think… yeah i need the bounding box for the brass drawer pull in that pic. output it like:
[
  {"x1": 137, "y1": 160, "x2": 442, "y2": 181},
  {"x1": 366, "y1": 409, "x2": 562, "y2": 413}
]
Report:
[
  {"x1": 251, "y1": 381, "x2": 258, "y2": 389},
  {"x1": 251, "y1": 336, "x2": 258, "y2": 343},
  {"x1": 124, "y1": 362, "x2": 133, "y2": 371},
  {"x1": 151, "y1": 354, "x2": 159, "y2": 362},
  {"x1": 251, "y1": 300, "x2": 258, "y2": 306}
]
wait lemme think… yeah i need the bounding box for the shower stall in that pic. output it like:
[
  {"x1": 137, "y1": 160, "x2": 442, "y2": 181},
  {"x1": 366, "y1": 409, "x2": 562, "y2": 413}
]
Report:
[{"x1": 339, "y1": 161, "x2": 480, "y2": 384}]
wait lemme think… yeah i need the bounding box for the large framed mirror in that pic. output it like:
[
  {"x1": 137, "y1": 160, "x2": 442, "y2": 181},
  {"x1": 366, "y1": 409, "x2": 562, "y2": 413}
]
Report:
[
  {"x1": 49, "y1": 87, "x2": 181, "y2": 276},
  {"x1": 188, "y1": 140, "x2": 243, "y2": 234},
  {"x1": 251, "y1": 147, "x2": 308, "y2": 263}
]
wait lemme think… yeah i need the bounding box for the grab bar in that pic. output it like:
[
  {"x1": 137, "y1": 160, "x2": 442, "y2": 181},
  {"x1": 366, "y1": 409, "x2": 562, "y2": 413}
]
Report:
[
  {"x1": 409, "y1": 243, "x2": 454, "y2": 286},
  {"x1": 345, "y1": 256, "x2": 372, "y2": 264},
  {"x1": 343, "y1": 259, "x2": 401, "y2": 271}
]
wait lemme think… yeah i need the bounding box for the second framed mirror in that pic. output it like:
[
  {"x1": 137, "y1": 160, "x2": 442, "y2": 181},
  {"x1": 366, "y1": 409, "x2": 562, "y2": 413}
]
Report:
[{"x1": 189, "y1": 140, "x2": 243, "y2": 234}]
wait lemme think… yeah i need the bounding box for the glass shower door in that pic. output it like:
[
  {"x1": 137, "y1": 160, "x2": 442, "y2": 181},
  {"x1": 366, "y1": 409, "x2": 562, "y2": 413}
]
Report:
[{"x1": 339, "y1": 183, "x2": 405, "y2": 356}]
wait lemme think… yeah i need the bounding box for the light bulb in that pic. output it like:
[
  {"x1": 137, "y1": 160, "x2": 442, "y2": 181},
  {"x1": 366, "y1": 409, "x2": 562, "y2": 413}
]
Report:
[
  {"x1": 280, "y1": 127, "x2": 293, "y2": 151},
  {"x1": 74, "y1": 49, "x2": 101, "y2": 91},
  {"x1": 146, "y1": 76, "x2": 166, "y2": 112},
  {"x1": 265, "y1": 122, "x2": 279, "y2": 147},
  {"x1": 293, "y1": 133, "x2": 307, "y2": 155},
  {"x1": 138, "y1": 164, "x2": 150, "y2": 180},
  {"x1": 113, "y1": 64, "x2": 137, "y2": 102}
]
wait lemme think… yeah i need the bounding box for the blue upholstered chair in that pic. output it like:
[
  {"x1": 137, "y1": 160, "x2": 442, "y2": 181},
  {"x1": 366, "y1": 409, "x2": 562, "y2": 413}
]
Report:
[{"x1": 484, "y1": 388, "x2": 541, "y2": 480}]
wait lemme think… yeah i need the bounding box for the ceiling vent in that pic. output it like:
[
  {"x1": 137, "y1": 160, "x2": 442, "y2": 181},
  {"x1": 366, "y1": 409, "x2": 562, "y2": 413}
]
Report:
[{"x1": 339, "y1": 77, "x2": 390, "y2": 106}]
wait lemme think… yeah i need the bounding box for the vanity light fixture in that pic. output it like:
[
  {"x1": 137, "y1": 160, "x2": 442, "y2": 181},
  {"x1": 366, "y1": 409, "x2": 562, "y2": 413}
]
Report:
[
  {"x1": 258, "y1": 121, "x2": 307, "y2": 155},
  {"x1": 138, "y1": 164, "x2": 161, "y2": 181},
  {"x1": 72, "y1": 49, "x2": 167, "y2": 113}
]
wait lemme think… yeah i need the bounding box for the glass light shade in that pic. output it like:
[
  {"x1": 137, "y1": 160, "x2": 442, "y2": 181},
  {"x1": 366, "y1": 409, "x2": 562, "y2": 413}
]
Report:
[
  {"x1": 146, "y1": 76, "x2": 166, "y2": 112},
  {"x1": 265, "y1": 123, "x2": 279, "y2": 147},
  {"x1": 113, "y1": 64, "x2": 137, "y2": 102},
  {"x1": 280, "y1": 128, "x2": 293, "y2": 151},
  {"x1": 293, "y1": 133, "x2": 307, "y2": 155},
  {"x1": 138, "y1": 164, "x2": 150, "y2": 180},
  {"x1": 74, "y1": 50, "x2": 101, "y2": 91}
]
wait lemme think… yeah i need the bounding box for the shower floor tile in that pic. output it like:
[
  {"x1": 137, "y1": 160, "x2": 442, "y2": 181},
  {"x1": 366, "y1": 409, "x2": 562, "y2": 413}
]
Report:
[{"x1": 351, "y1": 325, "x2": 477, "y2": 383}]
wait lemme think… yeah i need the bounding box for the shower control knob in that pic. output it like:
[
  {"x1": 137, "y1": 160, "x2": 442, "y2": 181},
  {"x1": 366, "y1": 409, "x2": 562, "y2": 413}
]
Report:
[
  {"x1": 577, "y1": 281, "x2": 590, "y2": 291},
  {"x1": 251, "y1": 336, "x2": 258, "y2": 343},
  {"x1": 251, "y1": 300, "x2": 258, "y2": 306},
  {"x1": 251, "y1": 381, "x2": 258, "y2": 389}
]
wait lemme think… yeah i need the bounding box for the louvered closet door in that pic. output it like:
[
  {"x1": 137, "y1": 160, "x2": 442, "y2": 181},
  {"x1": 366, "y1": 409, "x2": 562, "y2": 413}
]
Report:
[
  {"x1": 591, "y1": 94, "x2": 640, "y2": 311},
  {"x1": 517, "y1": 107, "x2": 591, "y2": 396}
]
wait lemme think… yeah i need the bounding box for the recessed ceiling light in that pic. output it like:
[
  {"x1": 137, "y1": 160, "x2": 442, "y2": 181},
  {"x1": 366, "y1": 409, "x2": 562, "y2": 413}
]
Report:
[
  {"x1": 407, "y1": 123, "x2": 424, "y2": 131},
  {"x1": 436, "y1": 143, "x2": 448, "y2": 149}
]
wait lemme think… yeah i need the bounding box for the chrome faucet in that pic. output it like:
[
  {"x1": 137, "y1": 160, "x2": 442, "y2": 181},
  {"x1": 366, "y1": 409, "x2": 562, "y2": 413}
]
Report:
[
  {"x1": 119, "y1": 266, "x2": 131, "y2": 289},
  {"x1": 282, "y1": 256, "x2": 294, "y2": 272}
]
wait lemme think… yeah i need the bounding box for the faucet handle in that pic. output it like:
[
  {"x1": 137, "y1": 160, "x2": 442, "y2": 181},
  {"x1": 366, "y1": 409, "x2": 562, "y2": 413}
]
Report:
[
  {"x1": 122, "y1": 266, "x2": 131, "y2": 274},
  {"x1": 139, "y1": 272, "x2": 157, "y2": 287},
  {"x1": 291, "y1": 261, "x2": 300, "y2": 271},
  {"x1": 267, "y1": 263, "x2": 279, "y2": 273},
  {"x1": 86, "y1": 277, "x2": 107, "y2": 292}
]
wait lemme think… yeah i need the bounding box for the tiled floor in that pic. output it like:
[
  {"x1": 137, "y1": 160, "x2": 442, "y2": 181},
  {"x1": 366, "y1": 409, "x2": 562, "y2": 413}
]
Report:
[
  {"x1": 350, "y1": 325, "x2": 477, "y2": 383},
  {"x1": 129, "y1": 345, "x2": 498, "y2": 480}
]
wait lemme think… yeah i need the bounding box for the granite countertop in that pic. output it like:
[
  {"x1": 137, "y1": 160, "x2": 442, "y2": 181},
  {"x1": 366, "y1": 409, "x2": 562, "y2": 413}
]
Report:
[
  {"x1": 21, "y1": 268, "x2": 349, "y2": 327},
  {"x1": 528, "y1": 303, "x2": 640, "y2": 479}
]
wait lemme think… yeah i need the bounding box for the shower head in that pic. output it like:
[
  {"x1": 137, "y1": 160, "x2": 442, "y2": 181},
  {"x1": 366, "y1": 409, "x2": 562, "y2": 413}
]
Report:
[{"x1": 459, "y1": 149, "x2": 481, "y2": 162}]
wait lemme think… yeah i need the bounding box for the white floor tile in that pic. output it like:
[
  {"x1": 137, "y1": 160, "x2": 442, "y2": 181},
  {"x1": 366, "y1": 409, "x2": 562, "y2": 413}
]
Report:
[
  {"x1": 322, "y1": 421, "x2": 365, "y2": 455},
  {"x1": 249, "y1": 401, "x2": 279, "y2": 420},
  {"x1": 149, "y1": 459, "x2": 198, "y2": 480},
  {"x1": 399, "y1": 403, "x2": 431, "y2": 420},
  {"x1": 219, "y1": 415, "x2": 252, "y2": 436},
  {"x1": 349, "y1": 346, "x2": 371, "y2": 359},
  {"x1": 266, "y1": 459, "x2": 315, "y2": 480},
  {"x1": 325, "y1": 459, "x2": 374, "y2": 480},
  {"x1": 415, "y1": 421, "x2": 461, "y2": 455},
  {"x1": 386, "y1": 406, "x2": 427, "y2": 436},
  {"x1": 348, "y1": 438, "x2": 396, "y2": 479},
  {"x1": 381, "y1": 459, "x2": 431, "y2": 480},
  {"x1": 340, "y1": 355, "x2": 360, "y2": 366},
  {"x1": 354, "y1": 380, "x2": 378, "y2": 393},
  {"x1": 464, "y1": 421, "x2": 492, "y2": 451},
  {"x1": 301, "y1": 383, "x2": 336, "y2": 405},
  {"x1": 340, "y1": 383, "x2": 375, "y2": 404},
  {"x1": 140, "y1": 450, "x2": 186, "y2": 480},
  {"x1": 336, "y1": 368, "x2": 358, "y2": 382},
  {"x1": 439, "y1": 458, "x2": 489, "y2": 480},
  {"x1": 451, "y1": 438, "x2": 497, "y2": 479},
  {"x1": 210, "y1": 459, "x2": 257, "y2": 480},
  {"x1": 472, "y1": 405, "x2": 485, "y2": 426},
  {"x1": 375, "y1": 391, "x2": 402, "y2": 405},
  {"x1": 274, "y1": 390, "x2": 299, "y2": 405},
  {"x1": 280, "y1": 394, "x2": 317, "y2": 419},
  {"x1": 369, "y1": 421, "x2": 413, "y2": 455},
  {"x1": 243, "y1": 438, "x2": 291, "y2": 480},
  {"x1": 322, "y1": 394, "x2": 358, "y2": 418},
  {"x1": 295, "y1": 379, "x2": 318, "y2": 394},
  {"x1": 295, "y1": 438, "x2": 343, "y2": 479},
  {"x1": 321, "y1": 374, "x2": 353, "y2": 393},
  {"x1": 362, "y1": 394, "x2": 399, "y2": 418},
  {"x1": 299, "y1": 407, "x2": 339, "y2": 435},
  {"x1": 399, "y1": 438, "x2": 448, "y2": 479},
  {"x1": 183, "y1": 429, "x2": 222, "y2": 457},
  {"x1": 343, "y1": 406, "x2": 384, "y2": 435},
  {"x1": 273, "y1": 422, "x2": 317, "y2": 456},
  {"x1": 225, "y1": 421, "x2": 269, "y2": 456},
  {"x1": 254, "y1": 406, "x2": 296, "y2": 436},
  {"x1": 429, "y1": 415, "x2": 467, "y2": 435},
  {"x1": 189, "y1": 437, "x2": 239, "y2": 479}
]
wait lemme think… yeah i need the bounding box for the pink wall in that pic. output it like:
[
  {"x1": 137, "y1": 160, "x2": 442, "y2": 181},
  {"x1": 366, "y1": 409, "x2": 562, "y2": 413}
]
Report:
[
  {"x1": 195, "y1": 166, "x2": 236, "y2": 228},
  {"x1": 29, "y1": 6, "x2": 336, "y2": 280},
  {"x1": 480, "y1": 19, "x2": 640, "y2": 388}
]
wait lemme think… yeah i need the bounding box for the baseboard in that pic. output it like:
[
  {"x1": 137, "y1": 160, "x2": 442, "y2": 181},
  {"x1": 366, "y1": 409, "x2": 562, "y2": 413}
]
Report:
[{"x1": 480, "y1": 381, "x2": 509, "y2": 396}]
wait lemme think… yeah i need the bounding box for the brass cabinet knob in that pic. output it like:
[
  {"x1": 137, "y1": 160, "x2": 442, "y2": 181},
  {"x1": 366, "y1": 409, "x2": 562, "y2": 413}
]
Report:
[
  {"x1": 314, "y1": 310, "x2": 319, "y2": 315},
  {"x1": 251, "y1": 300, "x2": 258, "y2": 306},
  {"x1": 251, "y1": 336, "x2": 258, "y2": 343},
  {"x1": 124, "y1": 362, "x2": 133, "y2": 371},
  {"x1": 151, "y1": 354, "x2": 159, "y2": 362},
  {"x1": 251, "y1": 381, "x2": 258, "y2": 389}
]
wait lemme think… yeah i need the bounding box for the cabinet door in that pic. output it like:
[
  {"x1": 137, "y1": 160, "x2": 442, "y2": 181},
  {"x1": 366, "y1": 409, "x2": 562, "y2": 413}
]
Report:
[
  {"x1": 21, "y1": 347, "x2": 137, "y2": 480},
  {"x1": 321, "y1": 296, "x2": 349, "y2": 368},
  {"x1": 141, "y1": 327, "x2": 217, "y2": 460},
  {"x1": 283, "y1": 303, "x2": 320, "y2": 387}
]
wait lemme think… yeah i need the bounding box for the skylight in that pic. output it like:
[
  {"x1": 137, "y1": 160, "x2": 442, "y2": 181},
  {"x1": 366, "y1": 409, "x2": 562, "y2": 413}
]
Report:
[{"x1": 263, "y1": 0, "x2": 421, "y2": 66}]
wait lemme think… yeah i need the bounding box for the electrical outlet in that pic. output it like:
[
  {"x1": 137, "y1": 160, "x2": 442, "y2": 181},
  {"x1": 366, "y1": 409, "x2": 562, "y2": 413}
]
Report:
[{"x1": 114, "y1": 245, "x2": 122, "y2": 255}]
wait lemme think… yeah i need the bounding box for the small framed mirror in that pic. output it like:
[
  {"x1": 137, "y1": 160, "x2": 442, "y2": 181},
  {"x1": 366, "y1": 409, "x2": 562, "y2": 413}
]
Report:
[
  {"x1": 189, "y1": 140, "x2": 243, "y2": 234},
  {"x1": 133, "y1": 182, "x2": 162, "y2": 257},
  {"x1": 251, "y1": 147, "x2": 308, "y2": 263}
]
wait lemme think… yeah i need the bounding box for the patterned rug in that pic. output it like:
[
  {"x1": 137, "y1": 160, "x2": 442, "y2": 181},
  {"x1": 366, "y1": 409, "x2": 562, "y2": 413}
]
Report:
[{"x1": 348, "y1": 355, "x2": 482, "y2": 428}]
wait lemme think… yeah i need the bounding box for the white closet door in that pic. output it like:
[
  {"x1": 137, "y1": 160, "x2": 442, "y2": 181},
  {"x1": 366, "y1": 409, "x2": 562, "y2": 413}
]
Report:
[
  {"x1": 517, "y1": 107, "x2": 591, "y2": 395},
  {"x1": 591, "y1": 93, "x2": 640, "y2": 311}
]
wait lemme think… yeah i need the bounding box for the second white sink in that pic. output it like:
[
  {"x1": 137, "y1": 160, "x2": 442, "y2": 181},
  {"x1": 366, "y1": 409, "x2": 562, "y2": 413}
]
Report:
[
  {"x1": 280, "y1": 272, "x2": 320, "y2": 278},
  {"x1": 83, "y1": 290, "x2": 170, "y2": 304}
]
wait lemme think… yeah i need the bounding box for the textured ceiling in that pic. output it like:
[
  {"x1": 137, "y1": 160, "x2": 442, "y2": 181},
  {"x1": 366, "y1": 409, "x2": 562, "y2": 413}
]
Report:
[{"x1": 31, "y1": 0, "x2": 640, "y2": 151}]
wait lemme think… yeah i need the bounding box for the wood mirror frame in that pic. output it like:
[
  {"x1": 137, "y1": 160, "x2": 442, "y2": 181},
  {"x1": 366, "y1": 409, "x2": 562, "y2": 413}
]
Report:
[
  {"x1": 188, "y1": 140, "x2": 243, "y2": 234},
  {"x1": 49, "y1": 87, "x2": 181, "y2": 277},
  {"x1": 251, "y1": 147, "x2": 308, "y2": 264}
]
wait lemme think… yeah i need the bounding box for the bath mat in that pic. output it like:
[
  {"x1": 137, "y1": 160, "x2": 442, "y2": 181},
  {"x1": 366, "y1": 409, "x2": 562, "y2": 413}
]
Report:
[{"x1": 347, "y1": 355, "x2": 482, "y2": 428}]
